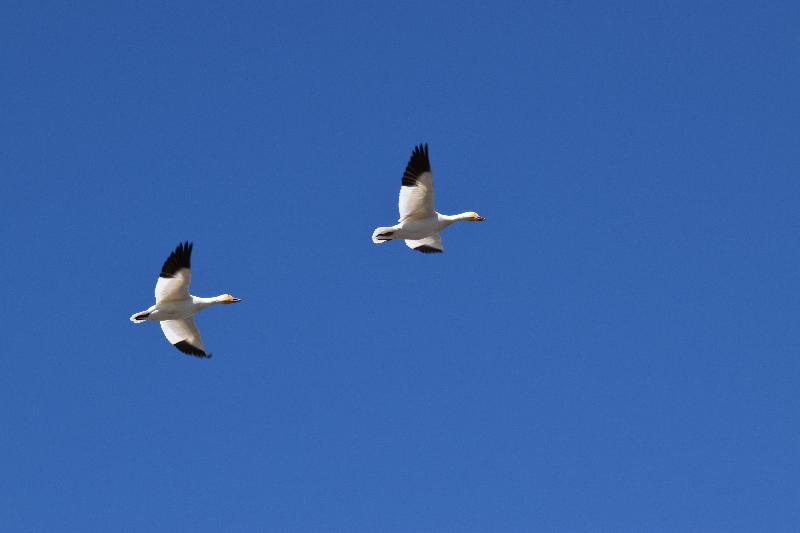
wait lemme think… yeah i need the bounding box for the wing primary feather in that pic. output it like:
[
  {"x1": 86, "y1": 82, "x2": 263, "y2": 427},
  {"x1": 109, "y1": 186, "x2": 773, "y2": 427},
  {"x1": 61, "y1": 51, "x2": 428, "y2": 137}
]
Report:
[
  {"x1": 401, "y1": 143, "x2": 431, "y2": 186},
  {"x1": 174, "y1": 340, "x2": 211, "y2": 358},
  {"x1": 160, "y1": 241, "x2": 193, "y2": 278},
  {"x1": 413, "y1": 245, "x2": 443, "y2": 254}
]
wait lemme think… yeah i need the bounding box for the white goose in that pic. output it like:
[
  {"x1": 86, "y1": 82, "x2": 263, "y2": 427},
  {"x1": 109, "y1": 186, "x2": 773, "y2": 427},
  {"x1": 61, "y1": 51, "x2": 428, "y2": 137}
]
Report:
[
  {"x1": 130, "y1": 242, "x2": 240, "y2": 358},
  {"x1": 372, "y1": 143, "x2": 485, "y2": 253}
]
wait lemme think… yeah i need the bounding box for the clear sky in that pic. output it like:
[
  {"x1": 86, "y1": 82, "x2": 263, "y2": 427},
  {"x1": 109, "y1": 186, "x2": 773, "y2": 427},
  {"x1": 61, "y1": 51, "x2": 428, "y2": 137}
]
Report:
[{"x1": 1, "y1": 1, "x2": 798, "y2": 531}]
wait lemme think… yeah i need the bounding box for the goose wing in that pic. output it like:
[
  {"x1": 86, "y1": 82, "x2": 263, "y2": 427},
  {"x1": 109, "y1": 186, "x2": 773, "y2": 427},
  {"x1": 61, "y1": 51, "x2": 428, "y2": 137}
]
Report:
[
  {"x1": 154, "y1": 242, "x2": 192, "y2": 303},
  {"x1": 160, "y1": 317, "x2": 210, "y2": 358},
  {"x1": 405, "y1": 233, "x2": 444, "y2": 254},
  {"x1": 398, "y1": 143, "x2": 436, "y2": 221}
]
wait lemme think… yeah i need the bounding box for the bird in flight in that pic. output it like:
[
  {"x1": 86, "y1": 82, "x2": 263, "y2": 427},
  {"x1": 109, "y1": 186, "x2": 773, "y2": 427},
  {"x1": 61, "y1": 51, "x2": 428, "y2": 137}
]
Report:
[
  {"x1": 372, "y1": 143, "x2": 485, "y2": 253},
  {"x1": 130, "y1": 242, "x2": 240, "y2": 358}
]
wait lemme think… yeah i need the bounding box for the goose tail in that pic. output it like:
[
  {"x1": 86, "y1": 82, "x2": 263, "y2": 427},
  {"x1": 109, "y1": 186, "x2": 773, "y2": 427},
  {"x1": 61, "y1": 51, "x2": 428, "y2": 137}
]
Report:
[
  {"x1": 372, "y1": 226, "x2": 396, "y2": 244},
  {"x1": 130, "y1": 311, "x2": 150, "y2": 323}
]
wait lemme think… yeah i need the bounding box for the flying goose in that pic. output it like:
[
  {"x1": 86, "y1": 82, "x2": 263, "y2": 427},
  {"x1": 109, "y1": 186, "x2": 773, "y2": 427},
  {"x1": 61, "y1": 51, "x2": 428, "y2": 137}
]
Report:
[
  {"x1": 130, "y1": 242, "x2": 240, "y2": 358},
  {"x1": 372, "y1": 143, "x2": 485, "y2": 253}
]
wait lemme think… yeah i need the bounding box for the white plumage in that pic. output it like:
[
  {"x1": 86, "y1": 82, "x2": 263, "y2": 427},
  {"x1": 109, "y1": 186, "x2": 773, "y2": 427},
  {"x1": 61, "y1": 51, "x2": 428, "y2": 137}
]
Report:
[
  {"x1": 372, "y1": 144, "x2": 485, "y2": 253},
  {"x1": 130, "y1": 242, "x2": 240, "y2": 358}
]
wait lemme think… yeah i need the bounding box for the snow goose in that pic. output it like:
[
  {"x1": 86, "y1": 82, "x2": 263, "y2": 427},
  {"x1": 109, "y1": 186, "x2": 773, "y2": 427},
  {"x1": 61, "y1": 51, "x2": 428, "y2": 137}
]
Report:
[
  {"x1": 129, "y1": 242, "x2": 240, "y2": 358},
  {"x1": 372, "y1": 143, "x2": 485, "y2": 253}
]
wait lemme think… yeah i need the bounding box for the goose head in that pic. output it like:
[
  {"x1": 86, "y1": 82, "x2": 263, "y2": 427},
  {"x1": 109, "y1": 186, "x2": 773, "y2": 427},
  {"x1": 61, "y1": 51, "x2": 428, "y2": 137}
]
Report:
[
  {"x1": 467, "y1": 212, "x2": 486, "y2": 221},
  {"x1": 218, "y1": 294, "x2": 242, "y2": 304}
]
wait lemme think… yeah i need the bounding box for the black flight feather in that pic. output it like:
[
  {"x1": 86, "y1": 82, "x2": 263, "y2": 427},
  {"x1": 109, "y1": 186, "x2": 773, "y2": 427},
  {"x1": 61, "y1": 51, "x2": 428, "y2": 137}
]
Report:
[
  {"x1": 413, "y1": 245, "x2": 443, "y2": 254},
  {"x1": 160, "y1": 241, "x2": 193, "y2": 279},
  {"x1": 174, "y1": 340, "x2": 210, "y2": 358},
  {"x1": 401, "y1": 143, "x2": 431, "y2": 187}
]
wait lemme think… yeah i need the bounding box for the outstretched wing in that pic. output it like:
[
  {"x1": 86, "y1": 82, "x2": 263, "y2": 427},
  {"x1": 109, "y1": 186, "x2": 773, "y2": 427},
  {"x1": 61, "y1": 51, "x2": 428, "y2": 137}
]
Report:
[
  {"x1": 405, "y1": 233, "x2": 444, "y2": 254},
  {"x1": 398, "y1": 143, "x2": 436, "y2": 221},
  {"x1": 160, "y1": 317, "x2": 210, "y2": 358},
  {"x1": 154, "y1": 242, "x2": 192, "y2": 303}
]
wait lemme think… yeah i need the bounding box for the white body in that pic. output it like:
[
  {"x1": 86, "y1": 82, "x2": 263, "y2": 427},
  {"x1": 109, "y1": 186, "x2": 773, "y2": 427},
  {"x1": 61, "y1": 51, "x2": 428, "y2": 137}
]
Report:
[
  {"x1": 130, "y1": 242, "x2": 239, "y2": 358},
  {"x1": 372, "y1": 144, "x2": 484, "y2": 253},
  {"x1": 372, "y1": 212, "x2": 477, "y2": 250},
  {"x1": 132, "y1": 296, "x2": 224, "y2": 323}
]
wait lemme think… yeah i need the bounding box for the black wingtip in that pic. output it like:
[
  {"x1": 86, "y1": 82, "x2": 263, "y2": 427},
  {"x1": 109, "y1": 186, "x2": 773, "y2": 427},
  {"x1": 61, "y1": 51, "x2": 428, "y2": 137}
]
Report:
[
  {"x1": 174, "y1": 340, "x2": 210, "y2": 358},
  {"x1": 413, "y1": 245, "x2": 443, "y2": 254},
  {"x1": 401, "y1": 143, "x2": 431, "y2": 186},
  {"x1": 159, "y1": 241, "x2": 193, "y2": 278}
]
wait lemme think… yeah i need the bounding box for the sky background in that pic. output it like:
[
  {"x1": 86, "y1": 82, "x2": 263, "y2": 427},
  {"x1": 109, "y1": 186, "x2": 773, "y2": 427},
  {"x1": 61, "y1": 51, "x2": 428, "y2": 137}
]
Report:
[{"x1": 1, "y1": 1, "x2": 798, "y2": 531}]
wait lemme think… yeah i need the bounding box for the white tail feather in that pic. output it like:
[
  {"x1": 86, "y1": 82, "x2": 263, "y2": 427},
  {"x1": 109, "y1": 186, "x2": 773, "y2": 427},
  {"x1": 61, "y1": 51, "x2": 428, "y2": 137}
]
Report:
[
  {"x1": 130, "y1": 311, "x2": 149, "y2": 323},
  {"x1": 372, "y1": 226, "x2": 395, "y2": 244}
]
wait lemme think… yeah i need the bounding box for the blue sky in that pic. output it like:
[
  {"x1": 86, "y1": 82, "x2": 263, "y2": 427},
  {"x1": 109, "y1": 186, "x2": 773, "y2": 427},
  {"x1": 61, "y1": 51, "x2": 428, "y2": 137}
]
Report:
[{"x1": 1, "y1": 1, "x2": 798, "y2": 531}]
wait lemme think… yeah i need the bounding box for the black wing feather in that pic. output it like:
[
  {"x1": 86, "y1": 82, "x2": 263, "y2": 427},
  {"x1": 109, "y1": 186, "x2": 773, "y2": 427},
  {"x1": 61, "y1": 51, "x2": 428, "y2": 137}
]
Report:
[
  {"x1": 401, "y1": 143, "x2": 431, "y2": 187},
  {"x1": 160, "y1": 242, "x2": 193, "y2": 279},
  {"x1": 413, "y1": 245, "x2": 443, "y2": 254},
  {"x1": 174, "y1": 340, "x2": 211, "y2": 358}
]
